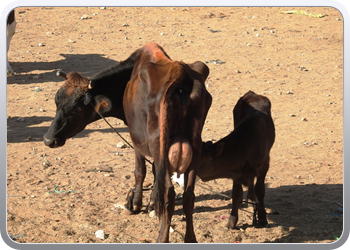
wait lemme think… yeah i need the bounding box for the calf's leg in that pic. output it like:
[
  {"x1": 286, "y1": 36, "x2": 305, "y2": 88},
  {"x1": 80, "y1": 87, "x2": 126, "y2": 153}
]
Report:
[
  {"x1": 226, "y1": 182, "x2": 243, "y2": 229},
  {"x1": 254, "y1": 162, "x2": 269, "y2": 227},
  {"x1": 246, "y1": 183, "x2": 256, "y2": 205}
]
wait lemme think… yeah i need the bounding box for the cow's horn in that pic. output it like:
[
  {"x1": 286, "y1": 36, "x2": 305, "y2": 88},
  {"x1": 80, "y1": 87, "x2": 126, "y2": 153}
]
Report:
[
  {"x1": 56, "y1": 71, "x2": 67, "y2": 79},
  {"x1": 88, "y1": 81, "x2": 95, "y2": 89}
]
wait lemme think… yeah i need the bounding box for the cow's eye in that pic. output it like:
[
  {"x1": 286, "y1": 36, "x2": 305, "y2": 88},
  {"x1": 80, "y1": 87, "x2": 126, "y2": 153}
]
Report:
[{"x1": 73, "y1": 107, "x2": 82, "y2": 113}]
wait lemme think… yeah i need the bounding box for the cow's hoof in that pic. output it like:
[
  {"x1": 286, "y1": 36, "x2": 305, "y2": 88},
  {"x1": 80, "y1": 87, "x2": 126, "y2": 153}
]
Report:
[
  {"x1": 226, "y1": 215, "x2": 238, "y2": 230},
  {"x1": 125, "y1": 189, "x2": 141, "y2": 214},
  {"x1": 122, "y1": 208, "x2": 134, "y2": 215},
  {"x1": 184, "y1": 238, "x2": 198, "y2": 243},
  {"x1": 125, "y1": 190, "x2": 134, "y2": 211},
  {"x1": 254, "y1": 221, "x2": 268, "y2": 228},
  {"x1": 148, "y1": 202, "x2": 155, "y2": 211}
]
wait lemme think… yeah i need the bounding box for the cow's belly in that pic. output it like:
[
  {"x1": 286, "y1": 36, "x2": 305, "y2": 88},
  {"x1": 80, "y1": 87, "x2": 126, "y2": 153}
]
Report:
[{"x1": 168, "y1": 139, "x2": 193, "y2": 176}]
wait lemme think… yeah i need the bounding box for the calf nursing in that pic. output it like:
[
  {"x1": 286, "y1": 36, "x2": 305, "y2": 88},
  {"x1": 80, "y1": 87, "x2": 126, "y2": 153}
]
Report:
[{"x1": 197, "y1": 90, "x2": 275, "y2": 229}]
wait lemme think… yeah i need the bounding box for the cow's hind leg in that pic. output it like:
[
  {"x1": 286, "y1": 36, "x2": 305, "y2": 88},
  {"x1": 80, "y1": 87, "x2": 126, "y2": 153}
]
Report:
[
  {"x1": 156, "y1": 171, "x2": 175, "y2": 243},
  {"x1": 148, "y1": 162, "x2": 156, "y2": 211},
  {"x1": 183, "y1": 169, "x2": 198, "y2": 243},
  {"x1": 226, "y1": 182, "x2": 243, "y2": 229}
]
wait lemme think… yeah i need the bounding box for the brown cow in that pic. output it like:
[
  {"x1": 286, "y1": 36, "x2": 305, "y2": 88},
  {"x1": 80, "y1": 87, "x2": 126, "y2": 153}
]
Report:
[
  {"x1": 197, "y1": 90, "x2": 275, "y2": 229},
  {"x1": 123, "y1": 42, "x2": 212, "y2": 242}
]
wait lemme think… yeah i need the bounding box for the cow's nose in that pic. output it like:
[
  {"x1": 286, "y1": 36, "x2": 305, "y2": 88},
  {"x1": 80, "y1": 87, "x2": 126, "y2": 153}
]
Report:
[{"x1": 43, "y1": 136, "x2": 56, "y2": 148}]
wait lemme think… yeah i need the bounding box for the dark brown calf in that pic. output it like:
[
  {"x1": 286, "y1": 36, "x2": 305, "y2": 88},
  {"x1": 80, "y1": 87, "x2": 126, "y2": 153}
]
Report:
[
  {"x1": 197, "y1": 90, "x2": 275, "y2": 229},
  {"x1": 123, "y1": 42, "x2": 212, "y2": 242}
]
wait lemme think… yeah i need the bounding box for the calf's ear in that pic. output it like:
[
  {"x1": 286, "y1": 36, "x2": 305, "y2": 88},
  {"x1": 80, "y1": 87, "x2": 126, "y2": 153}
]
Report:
[
  {"x1": 214, "y1": 142, "x2": 225, "y2": 157},
  {"x1": 94, "y1": 95, "x2": 112, "y2": 113}
]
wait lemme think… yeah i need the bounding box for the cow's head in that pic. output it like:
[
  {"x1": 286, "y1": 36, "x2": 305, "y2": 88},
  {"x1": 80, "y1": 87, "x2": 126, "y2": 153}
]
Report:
[{"x1": 43, "y1": 71, "x2": 111, "y2": 148}]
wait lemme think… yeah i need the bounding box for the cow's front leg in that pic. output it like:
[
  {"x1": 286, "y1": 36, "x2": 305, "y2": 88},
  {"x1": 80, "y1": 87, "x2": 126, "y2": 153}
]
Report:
[{"x1": 130, "y1": 153, "x2": 146, "y2": 213}]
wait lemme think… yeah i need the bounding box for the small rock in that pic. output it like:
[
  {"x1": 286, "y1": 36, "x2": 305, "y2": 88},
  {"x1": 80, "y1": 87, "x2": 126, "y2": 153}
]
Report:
[
  {"x1": 122, "y1": 23, "x2": 129, "y2": 27},
  {"x1": 95, "y1": 230, "x2": 105, "y2": 240},
  {"x1": 301, "y1": 117, "x2": 307, "y2": 121},
  {"x1": 114, "y1": 203, "x2": 125, "y2": 209},
  {"x1": 149, "y1": 210, "x2": 157, "y2": 218},
  {"x1": 117, "y1": 142, "x2": 128, "y2": 148},
  {"x1": 80, "y1": 15, "x2": 90, "y2": 20},
  {"x1": 38, "y1": 43, "x2": 45, "y2": 47},
  {"x1": 32, "y1": 87, "x2": 42, "y2": 92},
  {"x1": 169, "y1": 226, "x2": 174, "y2": 233}
]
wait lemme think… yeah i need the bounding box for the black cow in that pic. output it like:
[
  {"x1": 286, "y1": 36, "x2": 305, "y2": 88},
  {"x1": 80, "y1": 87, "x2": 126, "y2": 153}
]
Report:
[{"x1": 43, "y1": 52, "x2": 139, "y2": 147}]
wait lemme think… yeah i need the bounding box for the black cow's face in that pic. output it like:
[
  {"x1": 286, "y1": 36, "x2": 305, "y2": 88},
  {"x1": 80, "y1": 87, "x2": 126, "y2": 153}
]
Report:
[{"x1": 43, "y1": 86, "x2": 94, "y2": 148}]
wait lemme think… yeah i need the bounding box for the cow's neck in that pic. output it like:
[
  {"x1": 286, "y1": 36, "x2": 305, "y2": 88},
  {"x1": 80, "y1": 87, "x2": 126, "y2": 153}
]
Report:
[{"x1": 89, "y1": 63, "x2": 134, "y2": 124}]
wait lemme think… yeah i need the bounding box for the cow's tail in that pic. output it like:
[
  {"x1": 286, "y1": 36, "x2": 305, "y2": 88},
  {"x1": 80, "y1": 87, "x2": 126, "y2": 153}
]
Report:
[{"x1": 153, "y1": 82, "x2": 181, "y2": 218}]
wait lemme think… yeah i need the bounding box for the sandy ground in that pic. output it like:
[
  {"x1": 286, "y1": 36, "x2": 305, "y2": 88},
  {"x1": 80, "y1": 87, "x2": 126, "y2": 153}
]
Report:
[{"x1": 6, "y1": 7, "x2": 343, "y2": 244}]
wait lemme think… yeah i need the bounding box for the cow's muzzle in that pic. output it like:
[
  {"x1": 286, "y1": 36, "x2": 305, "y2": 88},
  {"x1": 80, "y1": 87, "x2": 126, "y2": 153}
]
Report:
[{"x1": 43, "y1": 135, "x2": 65, "y2": 148}]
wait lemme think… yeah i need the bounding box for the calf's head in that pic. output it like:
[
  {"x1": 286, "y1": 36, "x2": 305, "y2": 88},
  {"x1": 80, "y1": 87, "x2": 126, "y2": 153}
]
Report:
[
  {"x1": 196, "y1": 140, "x2": 226, "y2": 181},
  {"x1": 43, "y1": 71, "x2": 111, "y2": 148}
]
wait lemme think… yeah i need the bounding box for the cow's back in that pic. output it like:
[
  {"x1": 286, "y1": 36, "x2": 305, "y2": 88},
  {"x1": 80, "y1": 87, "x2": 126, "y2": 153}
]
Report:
[{"x1": 234, "y1": 90, "x2": 275, "y2": 151}]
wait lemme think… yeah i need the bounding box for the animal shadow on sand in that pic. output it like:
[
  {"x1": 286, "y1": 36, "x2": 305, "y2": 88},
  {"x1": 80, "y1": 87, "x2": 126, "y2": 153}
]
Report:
[
  {"x1": 173, "y1": 183, "x2": 342, "y2": 243},
  {"x1": 7, "y1": 115, "x2": 129, "y2": 144},
  {"x1": 7, "y1": 53, "x2": 118, "y2": 85}
]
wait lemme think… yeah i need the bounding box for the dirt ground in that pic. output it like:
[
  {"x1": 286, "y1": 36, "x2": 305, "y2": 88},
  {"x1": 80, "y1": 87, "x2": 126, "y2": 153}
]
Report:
[{"x1": 6, "y1": 7, "x2": 343, "y2": 244}]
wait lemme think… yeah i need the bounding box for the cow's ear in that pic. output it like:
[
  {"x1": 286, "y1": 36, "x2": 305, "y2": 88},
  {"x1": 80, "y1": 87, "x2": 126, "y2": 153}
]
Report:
[
  {"x1": 187, "y1": 61, "x2": 210, "y2": 82},
  {"x1": 94, "y1": 95, "x2": 112, "y2": 113},
  {"x1": 214, "y1": 142, "x2": 225, "y2": 157}
]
